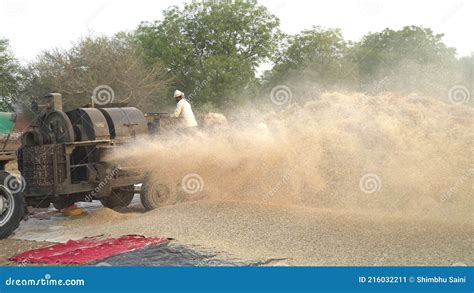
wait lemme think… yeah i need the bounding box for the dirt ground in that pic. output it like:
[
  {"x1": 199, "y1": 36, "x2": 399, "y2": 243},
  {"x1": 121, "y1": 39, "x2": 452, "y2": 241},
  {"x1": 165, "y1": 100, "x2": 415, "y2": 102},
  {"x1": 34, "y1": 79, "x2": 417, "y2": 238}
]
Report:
[
  {"x1": 0, "y1": 239, "x2": 51, "y2": 266},
  {"x1": 4, "y1": 198, "x2": 472, "y2": 266}
]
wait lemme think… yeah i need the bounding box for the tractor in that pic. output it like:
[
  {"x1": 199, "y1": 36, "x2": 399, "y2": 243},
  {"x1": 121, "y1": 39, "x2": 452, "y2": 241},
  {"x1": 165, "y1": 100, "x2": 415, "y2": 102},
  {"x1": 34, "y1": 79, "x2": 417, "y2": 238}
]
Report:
[{"x1": 0, "y1": 93, "x2": 169, "y2": 239}]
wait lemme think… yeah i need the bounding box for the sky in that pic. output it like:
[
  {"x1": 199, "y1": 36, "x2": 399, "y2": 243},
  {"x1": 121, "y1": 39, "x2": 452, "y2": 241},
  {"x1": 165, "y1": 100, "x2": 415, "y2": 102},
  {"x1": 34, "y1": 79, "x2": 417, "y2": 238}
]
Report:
[{"x1": 1, "y1": 0, "x2": 473, "y2": 64}]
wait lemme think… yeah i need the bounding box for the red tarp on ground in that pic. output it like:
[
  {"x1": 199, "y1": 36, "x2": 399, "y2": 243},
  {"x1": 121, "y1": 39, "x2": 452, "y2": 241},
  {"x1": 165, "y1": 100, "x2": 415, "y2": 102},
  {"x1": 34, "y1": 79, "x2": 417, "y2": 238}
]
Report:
[{"x1": 10, "y1": 235, "x2": 169, "y2": 264}]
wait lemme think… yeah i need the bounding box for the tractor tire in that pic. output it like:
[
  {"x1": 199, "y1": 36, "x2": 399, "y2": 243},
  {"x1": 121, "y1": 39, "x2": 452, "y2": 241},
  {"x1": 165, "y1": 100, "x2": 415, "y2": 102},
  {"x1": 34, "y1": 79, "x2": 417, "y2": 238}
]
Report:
[
  {"x1": 140, "y1": 182, "x2": 171, "y2": 211},
  {"x1": 100, "y1": 185, "x2": 135, "y2": 209},
  {"x1": 0, "y1": 171, "x2": 26, "y2": 239}
]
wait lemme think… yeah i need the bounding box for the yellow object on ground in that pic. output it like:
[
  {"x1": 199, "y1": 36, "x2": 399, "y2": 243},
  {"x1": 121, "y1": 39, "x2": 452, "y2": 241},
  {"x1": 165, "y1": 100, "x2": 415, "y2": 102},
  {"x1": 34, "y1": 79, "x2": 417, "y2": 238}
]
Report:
[{"x1": 62, "y1": 205, "x2": 85, "y2": 216}]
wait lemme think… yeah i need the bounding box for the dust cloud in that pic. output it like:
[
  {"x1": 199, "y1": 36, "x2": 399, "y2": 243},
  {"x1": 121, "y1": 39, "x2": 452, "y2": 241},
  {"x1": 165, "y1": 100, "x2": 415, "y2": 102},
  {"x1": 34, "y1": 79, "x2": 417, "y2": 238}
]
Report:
[{"x1": 111, "y1": 92, "x2": 473, "y2": 223}]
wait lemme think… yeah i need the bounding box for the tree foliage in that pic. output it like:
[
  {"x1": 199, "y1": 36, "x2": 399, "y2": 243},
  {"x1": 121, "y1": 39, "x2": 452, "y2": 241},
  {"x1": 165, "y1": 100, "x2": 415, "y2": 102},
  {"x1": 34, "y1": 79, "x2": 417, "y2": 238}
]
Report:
[
  {"x1": 0, "y1": 39, "x2": 22, "y2": 111},
  {"x1": 352, "y1": 26, "x2": 458, "y2": 96},
  {"x1": 4, "y1": 3, "x2": 471, "y2": 113},
  {"x1": 136, "y1": 1, "x2": 281, "y2": 108},
  {"x1": 22, "y1": 33, "x2": 168, "y2": 110},
  {"x1": 263, "y1": 25, "x2": 463, "y2": 101},
  {"x1": 263, "y1": 27, "x2": 357, "y2": 100},
  {"x1": 458, "y1": 55, "x2": 473, "y2": 88}
]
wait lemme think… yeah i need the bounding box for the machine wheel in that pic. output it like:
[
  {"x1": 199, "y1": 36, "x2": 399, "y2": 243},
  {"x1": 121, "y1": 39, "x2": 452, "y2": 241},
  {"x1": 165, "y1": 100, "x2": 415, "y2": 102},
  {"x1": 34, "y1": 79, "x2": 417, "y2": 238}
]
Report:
[
  {"x1": 0, "y1": 172, "x2": 25, "y2": 239},
  {"x1": 140, "y1": 182, "x2": 171, "y2": 211},
  {"x1": 100, "y1": 185, "x2": 135, "y2": 209},
  {"x1": 41, "y1": 111, "x2": 75, "y2": 143}
]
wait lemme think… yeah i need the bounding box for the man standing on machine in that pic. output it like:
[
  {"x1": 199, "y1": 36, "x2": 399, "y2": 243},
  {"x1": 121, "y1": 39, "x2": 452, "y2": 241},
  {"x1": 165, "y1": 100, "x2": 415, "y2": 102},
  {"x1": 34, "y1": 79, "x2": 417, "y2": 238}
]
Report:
[{"x1": 171, "y1": 90, "x2": 198, "y2": 135}]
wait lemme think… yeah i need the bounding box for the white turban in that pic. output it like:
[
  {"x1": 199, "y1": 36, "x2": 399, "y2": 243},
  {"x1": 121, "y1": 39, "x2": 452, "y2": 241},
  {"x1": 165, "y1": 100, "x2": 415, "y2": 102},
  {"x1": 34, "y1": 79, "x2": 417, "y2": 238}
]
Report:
[{"x1": 173, "y1": 90, "x2": 185, "y2": 98}]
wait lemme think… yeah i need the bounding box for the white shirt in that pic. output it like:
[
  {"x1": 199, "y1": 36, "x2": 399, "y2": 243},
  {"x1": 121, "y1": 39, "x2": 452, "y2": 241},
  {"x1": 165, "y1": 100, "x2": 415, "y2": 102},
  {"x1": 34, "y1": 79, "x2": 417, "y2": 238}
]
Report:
[{"x1": 173, "y1": 99, "x2": 198, "y2": 127}]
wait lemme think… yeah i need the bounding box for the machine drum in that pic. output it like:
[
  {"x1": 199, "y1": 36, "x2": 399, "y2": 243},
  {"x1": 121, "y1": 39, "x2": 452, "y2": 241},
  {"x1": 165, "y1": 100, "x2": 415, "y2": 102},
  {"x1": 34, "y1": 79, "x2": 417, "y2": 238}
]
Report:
[
  {"x1": 99, "y1": 107, "x2": 148, "y2": 140},
  {"x1": 67, "y1": 108, "x2": 110, "y2": 141}
]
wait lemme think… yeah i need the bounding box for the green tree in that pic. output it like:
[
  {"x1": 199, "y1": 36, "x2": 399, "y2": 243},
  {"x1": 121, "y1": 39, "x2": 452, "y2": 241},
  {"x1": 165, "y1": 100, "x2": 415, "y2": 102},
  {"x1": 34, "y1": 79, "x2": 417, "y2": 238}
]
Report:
[
  {"x1": 0, "y1": 39, "x2": 22, "y2": 111},
  {"x1": 263, "y1": 27, "x2": 357, "y2": 101},
  {"x1": 458, "y1": 54, "x2": 473, "y2": 87},
  {"x1": 22, "y1": 33, "x2": 168, "y2": 111},
  {"x1": 352, "y1": 26, "x2": 458, "y2": 97},
  {"x1": 136, "y1": 1, "x2": 281, "y2": 109}
]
